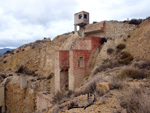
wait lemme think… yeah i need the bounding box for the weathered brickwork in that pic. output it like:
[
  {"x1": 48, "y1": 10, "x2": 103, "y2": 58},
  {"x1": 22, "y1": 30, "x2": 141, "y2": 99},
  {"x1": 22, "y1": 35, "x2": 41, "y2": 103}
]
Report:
[{"x1": 55, "y1": 37, "x2": 101, "y2": 92}]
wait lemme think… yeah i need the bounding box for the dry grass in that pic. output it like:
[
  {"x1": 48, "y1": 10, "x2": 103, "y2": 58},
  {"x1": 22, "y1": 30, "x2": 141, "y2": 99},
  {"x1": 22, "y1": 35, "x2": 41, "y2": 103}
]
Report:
[
  {"x1": 116, "y1": 44, "x2": 126, "y2": 50},
  {"x1": 52, "y1": 91, "x2": 67, "y2": 104},
  {"x1": 118, "y1": 51, "x2": 133, "y2": 65},
  {"x1": 110, "y1": 76, "x2": 125, "y2": 90},
  {"x1": 119, "y1": 87, "x2": 150, "y2": 113},
  {"x1": 118, "y1": 67, "x2": 147, "y2": 80},
  {"x1": 93, "y1": 60, "x2": 120, "y2": 75}
]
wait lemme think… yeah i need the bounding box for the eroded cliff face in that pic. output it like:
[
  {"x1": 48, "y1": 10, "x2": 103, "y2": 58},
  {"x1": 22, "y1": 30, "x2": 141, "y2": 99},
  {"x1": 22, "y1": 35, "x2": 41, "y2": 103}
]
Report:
[
  {"x1": 124, "y1": 18, "x2": 150, "y2": 60},
  {"x1": 0, "y1": 34, "x2": 72, "y2": 77}
]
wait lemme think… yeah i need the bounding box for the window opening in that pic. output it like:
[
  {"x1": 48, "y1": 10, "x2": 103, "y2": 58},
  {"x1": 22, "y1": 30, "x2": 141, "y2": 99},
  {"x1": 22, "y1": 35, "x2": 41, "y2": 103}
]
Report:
[{"x1": 78, "y1": 56, "x2": 84, "y2": 67}]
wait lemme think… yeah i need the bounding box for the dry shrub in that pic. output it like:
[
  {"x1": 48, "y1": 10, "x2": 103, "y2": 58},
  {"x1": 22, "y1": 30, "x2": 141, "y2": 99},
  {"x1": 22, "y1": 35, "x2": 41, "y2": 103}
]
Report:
[
  {"x1": 119, "y1": 87, "x2": 150, "y2": 113},
  {"x1": 52, "y1": 91, "x2": 67, "y2": 104},
  {"x1": 110, "y1": 77, "x2": 124, "y2": 89},
  {"x1": 75, "y1": 75, "x2": 107, "y2": 97},
  {"x1": 118, "y1": 67, "x2": 146, "y2": 80},
  {"x1": 107, "y1": 48, "x2": 114, "y2": 55},
  {"x1": 68, "y1": 101, "x2": 79, "y2": 110},
  {"x1": 116, "y1": 44, "x2": 126, "y2": 50},
  {"x1": 93, "y1": 60, "x2": 120, "y2": 75},
  {"x1": 133, "y1": 60, "x2": 150, "y2": 70},
  {"x1": 81, "y1": 81, "x2": 97, "y2": 95},
  {"x1": 118, "y1": 51, "x2": 133, "y2": 65}
]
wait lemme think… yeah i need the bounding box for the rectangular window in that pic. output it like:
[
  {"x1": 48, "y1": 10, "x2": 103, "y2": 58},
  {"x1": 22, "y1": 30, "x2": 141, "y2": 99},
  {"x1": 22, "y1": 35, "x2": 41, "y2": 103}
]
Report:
[
  {"x1": 78, "y1": 56, "x2": 84, "y2": 67},
  {"x1": 84, "y1": 14, "x2": 87, "y2": 19},
  {"x1": 79, "y1": 14, "x2": 82, "y2": 19}
]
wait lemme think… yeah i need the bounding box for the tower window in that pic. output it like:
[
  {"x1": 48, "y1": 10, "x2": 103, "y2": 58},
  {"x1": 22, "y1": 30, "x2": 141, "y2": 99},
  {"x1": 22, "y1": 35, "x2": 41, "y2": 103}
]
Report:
[
  {"x1": 79, "y1": 14, "x2": 82, "y2": 19},
  {"x1": 84, "y1": 14, "x2": 87, "y2": 19},
  {"x1": 78, "y1": 56, "x2": 84, "y2": 67}
]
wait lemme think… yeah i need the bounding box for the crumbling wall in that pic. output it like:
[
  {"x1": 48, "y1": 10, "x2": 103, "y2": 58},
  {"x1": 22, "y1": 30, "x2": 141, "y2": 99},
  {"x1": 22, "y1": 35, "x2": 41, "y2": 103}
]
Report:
[
  {"x1": 0, "y1": 86, "x2": 5, "y2": 113},
  {"x1": 105, "y1": 21, "x2": 136, "y2": 44},
  {"x1": 36, "y1": 92, "x2": 53, "y2": 111},
  {"x1": 95, "y1": 21, "x2": 136, "y2": 65}
]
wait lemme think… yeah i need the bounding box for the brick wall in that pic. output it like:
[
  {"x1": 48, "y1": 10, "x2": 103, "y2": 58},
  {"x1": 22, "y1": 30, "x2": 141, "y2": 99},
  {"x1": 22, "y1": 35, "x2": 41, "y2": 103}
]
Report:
[{"x1": 55, "y1": 37, "x2": 101, "y2": 91}]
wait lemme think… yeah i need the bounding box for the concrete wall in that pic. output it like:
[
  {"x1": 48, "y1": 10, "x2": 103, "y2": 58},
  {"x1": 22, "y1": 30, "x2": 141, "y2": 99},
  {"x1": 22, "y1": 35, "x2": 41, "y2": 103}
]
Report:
[
  {"x1": 36, "y1": 92, "x2": 53, "y2": 111},
  {"x1": 74, "y1": 11, "x2": 89, "y2": 25},
  {"x1": 0, "y1": 86, "x2": 5, "y2": 113},
  {"x1": 104, "y1": 21, "x2": 136, "y2": 44},
  {"x1": 68, "y1": 50, "x2": 74, "y2": 90},
  {"x1": 82, "y1": 21, "x2": 136, "y2": 41},
  {"x1": 55, "y1": 51, "x2": 61, "y2": 92}
]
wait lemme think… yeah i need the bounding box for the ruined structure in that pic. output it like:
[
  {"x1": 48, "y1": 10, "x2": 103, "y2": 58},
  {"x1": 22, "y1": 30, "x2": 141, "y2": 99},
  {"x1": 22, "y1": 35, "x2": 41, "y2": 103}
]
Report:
[
  {"x1": 36, "y1": 92, "x2": 53, "y2": 111},
  {"x1": 74, "y1": 11, "x2": 89, "y2": 32},
  {"x1": 55, "y1": 11, "x2": 106, "y2": 93},
  {"x1": 0, "y1": 11, "x2": 137, "y2": 112},
  {"x1": 55, "y1": 37, "x2": 102, "y2": 92},
  {"x1": 0, "y1": 86, "x2": 5, "y2": 113}
]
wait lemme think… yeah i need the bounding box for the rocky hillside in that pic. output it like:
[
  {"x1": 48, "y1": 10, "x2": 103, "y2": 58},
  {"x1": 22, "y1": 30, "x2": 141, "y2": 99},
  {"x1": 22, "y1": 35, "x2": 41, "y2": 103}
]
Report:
[
  {"x1": 0, "y1": 34, "x2": 73, "y2": 77},
  {"x1": 124, "y1": 18, "x2": 150, "y2": 60},
  {"x1": 0, "y1": 18, "x2": 150, "y2": 113}
]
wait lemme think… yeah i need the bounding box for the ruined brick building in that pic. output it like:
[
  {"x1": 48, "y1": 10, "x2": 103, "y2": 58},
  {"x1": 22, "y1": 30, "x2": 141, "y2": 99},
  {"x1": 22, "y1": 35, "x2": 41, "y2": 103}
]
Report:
[{"x1": 55, "y1": 11, "x2": 105, "y2": 92}]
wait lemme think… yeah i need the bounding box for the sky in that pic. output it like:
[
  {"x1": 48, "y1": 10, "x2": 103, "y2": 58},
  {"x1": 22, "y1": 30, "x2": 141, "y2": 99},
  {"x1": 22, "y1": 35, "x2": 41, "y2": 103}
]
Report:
[{"x1": 0, "y1": 0, "x2": 150, "y2": 49}]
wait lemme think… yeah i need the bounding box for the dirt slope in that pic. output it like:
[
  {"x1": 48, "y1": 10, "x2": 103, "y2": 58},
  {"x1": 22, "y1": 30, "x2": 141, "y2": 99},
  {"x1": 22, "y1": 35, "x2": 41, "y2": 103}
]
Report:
[{"x1": 125, "y1": 18, "x2": 150, "y2": 60}]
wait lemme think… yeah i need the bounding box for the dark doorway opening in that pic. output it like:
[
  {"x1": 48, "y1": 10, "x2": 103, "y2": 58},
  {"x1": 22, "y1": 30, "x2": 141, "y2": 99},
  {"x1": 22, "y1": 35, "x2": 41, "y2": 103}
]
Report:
[
  {"x1": 0, "y1": 106, "x2": 2, "y2": 113},
  {"x1": 60, "y1": 70, "x2": 69, "y2": 91}
]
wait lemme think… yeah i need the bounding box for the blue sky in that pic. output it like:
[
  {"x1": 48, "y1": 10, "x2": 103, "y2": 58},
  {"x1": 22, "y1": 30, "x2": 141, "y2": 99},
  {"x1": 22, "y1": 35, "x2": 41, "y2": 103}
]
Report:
[{"x1": 0, "y1": 0, "x2": 150, "y2": 49}]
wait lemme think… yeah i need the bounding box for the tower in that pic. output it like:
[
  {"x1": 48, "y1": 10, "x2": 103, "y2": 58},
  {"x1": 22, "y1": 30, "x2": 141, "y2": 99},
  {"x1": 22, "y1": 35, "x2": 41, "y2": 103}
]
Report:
[{"x1": 74, "y1": 11, "x2": 89, "y2": 32}]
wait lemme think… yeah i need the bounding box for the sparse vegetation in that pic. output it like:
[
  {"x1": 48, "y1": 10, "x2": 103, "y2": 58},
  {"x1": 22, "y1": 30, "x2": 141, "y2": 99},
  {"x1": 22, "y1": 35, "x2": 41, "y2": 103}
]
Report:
[
  {"x1": 93, "y1": 60, "x2": 120, "y2": 75},
  {"x1": 118, "y1": 67, "x2": 146, "y2": 80},
  {"x1": 116, "y1": 44, "x2": 126, "y2": 50},
  {"x1": 93, "y1": 21, "x2": 98, "y2": 24},
  {"x1": 52, "y1": 91, "x2": 67, "y2": 104},
  {"x1": 68, "y1": 101, "x2": 79, "y2": 110},
  {"x1": 110, "y1": 77, "x2": 124, "y2": 89},
  {"x1": 107, "y1": 48, "x2": 114, "y2": 55},
  {"x1": 119, "y1": 87, "x2": 150, "y2": 113},
  {"x1": 118, "y1": 51, "x2": 133, "y2": 65},
  {"x1": 129, "y1": 19, "x2": 142, "y2": 25}
]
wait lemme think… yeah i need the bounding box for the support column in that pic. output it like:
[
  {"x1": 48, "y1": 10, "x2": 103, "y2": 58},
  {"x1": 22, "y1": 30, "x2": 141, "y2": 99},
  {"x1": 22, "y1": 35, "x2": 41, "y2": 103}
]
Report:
[
  {"x1": 55, "y1": 51, "x2": 61, "y2": 93},
  {"x1": 74, "y1": 25, "x2": 77, "y2": 32},
  {"x1": 0, "y1": 86, "x2": 5, "y2": 113}
]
